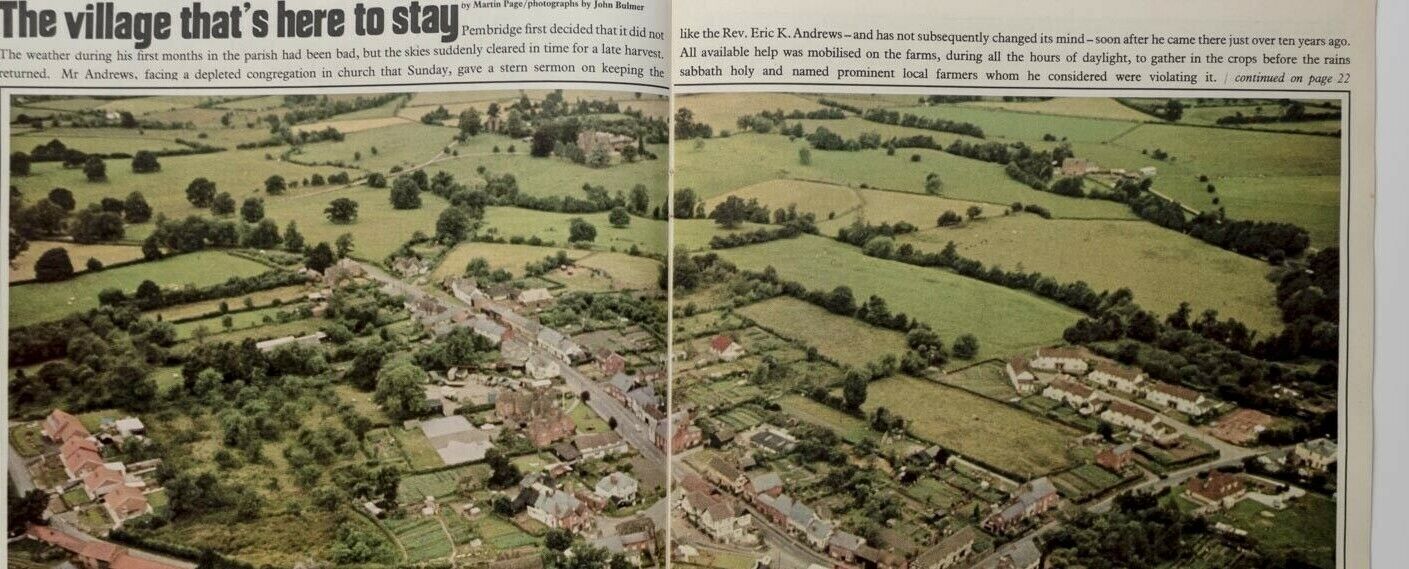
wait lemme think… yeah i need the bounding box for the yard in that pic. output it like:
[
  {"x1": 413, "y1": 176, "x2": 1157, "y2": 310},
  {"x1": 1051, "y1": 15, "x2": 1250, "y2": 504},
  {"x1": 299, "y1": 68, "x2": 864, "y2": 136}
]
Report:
[
  {"x1": 863, "y1": 376, "x2": 1082, "y2": 479},
  {"x1": 778, "y1": 395, "x2": 875, "y2": 444}
]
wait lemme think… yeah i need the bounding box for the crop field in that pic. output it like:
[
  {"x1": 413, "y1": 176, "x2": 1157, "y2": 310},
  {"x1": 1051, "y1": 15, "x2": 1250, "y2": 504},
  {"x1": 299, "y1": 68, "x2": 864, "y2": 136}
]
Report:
[
  {"x1": 961, "y1": 97, "x2": 1155, "y2": 121},
  {"x1": 432, "y1": 242, "x2": 587, "y2": 281},
  {"x1": 292, "y1": 122, "x2": 458, "y2": 172},
  {"x1": 14, "y1": 148, "x2": 344, "y2": 229},
  {"x1": 704, "y1": 179, "x2": 862, "y2": 222},
  {"x1": 778, "y1": 395, "x2": 875, "y2": 444},
  {"x1": 900, "y1": 216, "x2": 1284, "y2": 332},
  {"x1": 8, "y1": 241, "x2": 145, "y2": 282},
  {"x1": 146, "y1": 285, "x2": 309, "y2": 321},
  {"x1": 384, "y1": 515, "x2": 454, "y2": 563},
  {"x1": 573, "y1": 252, "x2": 663, "y2": 290},
  {"x1": 863, "y1": 375, "x2": 1082, "y2": 478},
  {"x1": 737, "y1": 296, "x2": 907, "y2": 367},
  {"x1": 9, "y1": 251, "x2": 271, "y2": 327},
  {"x1": 675, "y1": 132, "x2": 1136, "y2": 219},
  {"x1": 480, "y1": 207, "x2": 666, "y2": 256},
  {"x1": 480, "y1": 515, "x2": 539, "y2": 550},
  {"x1": 677, "y1": 92, "x2": 828, "y2": 131},
  {"x1": 715, "y1": 236, "x2": 1082, "y2": 361},
  {"x1": 145, "y1": 510, "x2": 343, "y2": 567},
  {"x1": 269, "y1": 184, "x2": 452, "y2": 261},
  {"x1": 390, "y1": 426, "x2": 446, "y2": 470}
]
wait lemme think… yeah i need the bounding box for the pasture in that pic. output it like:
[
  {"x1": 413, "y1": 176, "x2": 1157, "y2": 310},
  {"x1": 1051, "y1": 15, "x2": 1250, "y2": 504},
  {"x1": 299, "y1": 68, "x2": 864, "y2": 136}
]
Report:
[
  {"x1": 778, "y1": 395, "x2": 875, "y2": 444},
  {"x1": 960, "y1": 97, "x2": 1154, "y2": 122},
  {"x1": 270, "y1": 184, "x2": 452, "y2": 260},
  {"x1": 9, "y1": 241, "x2": 145, "y2": 282},
  {"x1": 480, "y1": 207, "x2": 667, "y2": 256},
  {"x1": 292, "y1": 121, "x2": 458, "y2": 172},
  {"x1": 863, "y1": 375, "x2": 1082, "y2": 478},
  {"x1": 737, "y1": 296, "x2": 907, "y2": 367},
  {"x1": 677, "y1": 92, "x2": 828, "y2": 131},
  {"x1": 432, "y1": 242, "x2": 587, "y2": 281},
  {"x1": 573, "y1": 252, "x2": 663, "y2": 290},
  {"x1": 900, "y1": 215, "x2": 1284, "y2": 332},
  {"x1": 431, "y1": 144, "x2": 669, "y2": 206},
  {"x1": 8, "y1": 251, "x2": 271, "y2": 327},
  {"x1": 714, "y1": 235, "x2": 1082, "y2": 361}
]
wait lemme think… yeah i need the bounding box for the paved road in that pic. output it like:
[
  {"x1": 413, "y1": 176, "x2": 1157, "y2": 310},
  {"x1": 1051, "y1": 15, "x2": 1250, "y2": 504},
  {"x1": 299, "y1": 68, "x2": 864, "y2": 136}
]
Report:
[{"x1": 8, "y1": 440, "x2": 38, "y2": 492}]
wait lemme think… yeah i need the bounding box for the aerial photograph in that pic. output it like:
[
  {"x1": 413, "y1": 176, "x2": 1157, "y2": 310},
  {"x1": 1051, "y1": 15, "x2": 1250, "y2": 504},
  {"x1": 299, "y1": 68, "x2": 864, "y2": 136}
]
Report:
[
  {"x1": 669, "y1": 94, "x2": 1341, "y2": 569},
  {"x1": 6, "y1": 90, "x2": 670, "y2": 568}
]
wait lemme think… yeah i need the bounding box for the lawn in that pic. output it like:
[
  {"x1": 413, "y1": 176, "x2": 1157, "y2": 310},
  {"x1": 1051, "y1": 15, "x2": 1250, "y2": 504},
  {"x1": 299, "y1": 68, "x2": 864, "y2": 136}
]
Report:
[
  {"x1": 737, "y1": 296, "x2": 907, "y2": 367},
  {"x1": 941, "y1": 361, "x2": 1020, "y2": 401},
  {"x1": 8, "y1": 251, "x2": 272, "y2": 327},
  {"x1": 1215, "y1": 493, "x2": 1336, "y2": 569},
  {"x1": 391, "y1": 426, "x2": 446, "y2": 470},
  {"x1": 480, "y1": 207, "x2": 667, "y2": 256},
  {"x1": 9, "y1": 423, "x2": 47, "y2": 457},
  {"x1": 778, "y1": 395, "x2": 875, "y2": 444},
  {"x1": 569, "y1": 400, "x2": 612, "y2": 433},
  {"x1": 676, "y1": 131, "x2": 1134, "y2": 220},
  {"x1": 863, "y1": 375, "x2": 1082, "y2": 478},
  {"x1": 171, "y1": 306, "x2": 305, "y2": 340},
  {"x1": 432, "y1": 242, "x2": 587, "y2": 281},
  {"x1": 713, "y1": 235, "x2": 1082, "y2": 361},
  {"x1": 900, "y1": 215, "x2": 1285, "y2": 333},
  {"x1": 8, "y1": 241, "x2": 146, "y2": 283}
]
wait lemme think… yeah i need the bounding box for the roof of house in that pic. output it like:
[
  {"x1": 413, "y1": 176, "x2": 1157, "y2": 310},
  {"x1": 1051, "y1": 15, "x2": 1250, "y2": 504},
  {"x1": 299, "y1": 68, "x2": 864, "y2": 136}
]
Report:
[
  {"x1": 1047, "y1": 377, "x2": 1095, "y2": 398},
  {"x1": 533, "y1": 488, "x2": 583, "y2": 518},
  {"x1": 520, "y1": 288, "x2": 553, "y2": 303},
  {"x1": 471, "y1": 316, "x2": 508, "y2": 338},
  {"x1": 595, "y1": 472, "x2": 639, "y2": 496},
  {"x1": 82, "y1": 465, "x2": 126, "y2": 493},
  {"x1": 1302, "y1": 438, "x2": 1338, "y2": 459},
  {"x1": 1092, "y1": 360, "x2": 1144, "y2": 381},
  {"x1": 575, "y1": 431, "x2": 625, "y2": 451},
  {"x1": 709, "y1": 334, "x2": 737, "y2": 353},
  {"x1": 1007, "y1": 357, "x2": 1032, "y2": 376},
  {"x1": 708, "y1": 457, "x2": 743, "y2": 482},
  {"x1": 1037, "y1": 346, "x2": 1087, "y2": 360},
  {"x1": 915, "y1": 526, "x2": 980, "y2": 566},
  {"x1": 627, "y1": 385, "x2": 660, "y2": 409},
  {"x1": 748, "y1": 471, "x2": 782, "y2": 494},
  {"x1": 46, "y1": 409, "x2": 91, "y2": 441},
  {"x1": 420, "y1": 416, "x2": 496, "y2": 465},
  {"x1": 609, "y1": 373, "x2": 638, "y2": 393},
  {"x1": 704, "y1": 496, "x2": 742, "y2": 522},
  {"x1": 828, "y1": 530, "x2": 865, "y2": 552},
  {"x1": 749, "y1": 430, "x2": 796, "y2": 452},
  {"x1": 1188, "y1": 470, "x2": 1244, "y2": 501},
  {"x1": 980, "y1": 538, "x2": 1041, "y2": 569},
  {"x1": 1147, "y1": 381, "x2": 1203, "y2": 402},
  {"x1": 1105, "y1": 400, "x2": 1157, "y2": 423},
  {"x1": 421, "y1": 415, "x2": 475, "y2": 439},
  {"x1": 553, "y1": 442, "x2": 581, "y2": 461},
  {"x1": 103, "y1": 485, "x2": 150, "y2": 516}
]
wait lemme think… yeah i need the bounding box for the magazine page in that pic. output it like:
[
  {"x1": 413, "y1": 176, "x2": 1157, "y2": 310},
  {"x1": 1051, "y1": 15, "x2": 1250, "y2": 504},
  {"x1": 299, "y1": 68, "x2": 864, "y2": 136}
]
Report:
[
  {"x1": 1, "y1": 1, "x2": 672, "y2": 567},
  {"x1": 668, "y1": 1, "x2": 1374, "y2": 569}
]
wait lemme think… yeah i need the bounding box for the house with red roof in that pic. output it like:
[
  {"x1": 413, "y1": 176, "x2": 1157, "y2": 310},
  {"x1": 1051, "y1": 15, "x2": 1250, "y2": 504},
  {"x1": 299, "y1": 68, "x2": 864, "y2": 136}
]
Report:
[
  {"x1": 82, "y1": 465, "x2": 127, "y2": 499},
  {"x1": 103, "y1": 485, "x2": 153, "y2": 527},
  {"x1": 61, "y1": 438, "x2": 105, "y2": 479},
  {"x1": 708, "y1": 335, "x2": 745, "y2": 362},
  {"x1": 44, "y1": 409, "x2": 92, "y2": 443}
]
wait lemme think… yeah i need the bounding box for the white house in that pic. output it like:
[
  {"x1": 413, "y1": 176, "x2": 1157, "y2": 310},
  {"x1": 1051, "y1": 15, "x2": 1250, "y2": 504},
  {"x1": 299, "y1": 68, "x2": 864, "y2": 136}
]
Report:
[
  {"x1": 1144, "y1": 381, "x2": 1208, "y2": 416},
  {"x1": 1031, "y1": 347, "x2": 1089, "y2": 374},
  {"x1": 1087, "y1": 361, "x2": 1146, "y2": 394},
  {"x1": 1042, "y1": 376, "x2": 1099, "y2": 412},
  {"x1": 1293, "y1": 438, "x2": 1337, "y2": 472},
  {"x1": 526, "y1": 353, "x2": 562, "y2": 380},
  {"x1": 1004, "y1": 357, "x2": 1039, "y2": 394},
  {"x1": 1100, "y1": 401, "x2": 1179, "y2": 446},
  {"x1": 594, "y1": 472, "x2": 640, "y2": 505}
]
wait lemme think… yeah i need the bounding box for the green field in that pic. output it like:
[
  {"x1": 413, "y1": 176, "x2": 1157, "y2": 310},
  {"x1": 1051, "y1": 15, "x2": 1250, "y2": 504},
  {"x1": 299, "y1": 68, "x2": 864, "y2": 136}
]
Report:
[
  {"x1": 777, "y1": 395, "x2": 875, "y2": 444},
  {"x1": 737, "y1": 296, "x2": 907, "y2": 367},
  {"x1": 905, "y1": 104, "x2": 1140, "y2": 143},
  {"x1": 700, "y1": 178, "x2": 1001, "y2": 236},
  {"x1": 8, "y1": 251, "x2": 271, "y2": 326},
  {"x1": 941, "y1": 361, "x2": 1020, "y2": 401},
  {"x1": 384, "y1": 515, "x2": 453, "y2": 563},
  {"x1": 573, "y1": 252, "x2": 662, "y2": 291},
  {"x1": 961, "y1": 98, "x2": 1155, "y2": 122},
  {"x1": 480, "y1": 207, "x2": 666, "y2": 256},
  {"x1": 14, "y1": 129, "x2": 192, "y2": 154},
  {"x1": 172, "y1": 306, "x2": 304, "y2": 339},
  {"x1": 433, "y1": 242, "x2": 587, "y2": 280},
  {"x1": 9, "y1": 241, "x2": 146, "y2": 282},
  {"x1": 900, "y1": 215, "x2": 1284, "y2": 333},
  {"x1": 676, "y1": 132, "x2": 1135, "y2": 220},
  {"x1": 432, "y1": 144, "x2": 669, "y2": 206},
  {"x1": 713, "y1": 236, "x2": 1082, "y2": 361},
  {"x1": 1214, "y1": 493, "x2": 1336, "y2": 569},
  {"x1": 292, "y1": 121, "x2": 458, "y2": 172},
  {"x1": 863, "y1": 375, "x2": 1082, "y2": 478},
  {"x1": 677, "y1": 92, "x2": 829, "y2": 131},
  {"x1": 269, "y1": 183, "x2": 451, "y2": 261}
]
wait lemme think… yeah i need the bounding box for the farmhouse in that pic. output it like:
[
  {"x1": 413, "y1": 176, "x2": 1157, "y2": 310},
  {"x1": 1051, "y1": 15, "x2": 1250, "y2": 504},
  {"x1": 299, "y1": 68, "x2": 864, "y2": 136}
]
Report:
[
  {"x1": 1100, "y1": 401, "x2": 1179, "y2": 446},
  {"x1": 1087, "y1": 361, "x2": 1146, "y2": 394},
  {"x1": 1144, "y1": 381, "x2": 1208, "y2": 416},
  {"x1": 1004, "y1": 357, "x2": 1039, "y2": 394},
  {"x1": 1060, "y1": 157, "x2": 1098, "y2": 177},
  {"x1": 102, "y1": 485, "x2": 152, "y2": 527},
  {"x1": 574, "y1": 432, "x2": 629, "y2": 460},
  {"x1": 1185, "y1": 470, "x2": 1246, "y2": 508},
  {"x1": 1095, "y1": 443, "x2": 1135, "y2": 473},
  {"x1": 708, "y1": 334, "x2": 746, "y2": 361},
  {"x1": 449, "y1": 276, "x2": 480, "y2": 304},
  {"x1": 914, "y1": 525, "x2": 980, "y2": 569},
  {"x1": 1042, "y1": 376, "x2": 1099, "y2": 412},
  {"x1": 44, "y1": 409, "x2": 91, "y2": 443},
  {"x1": 1293, "y1": 438, "x2": 1337, "y2": 471},
  {"x1": 518, "y1": 287, "x2": 553, "y2": 307},
  {"x1": 1031, "y1": 347, "x2": 1089, "y2": 374},
  {"x1": 983, "y1": 477, "x2": 1059, "y2": 533},
  {"x1": 527, "y1": 486, "x2": 592, "y2": 532},
  {"x1": 594, "y1": 472, "x2": 640, "y2": 505}
]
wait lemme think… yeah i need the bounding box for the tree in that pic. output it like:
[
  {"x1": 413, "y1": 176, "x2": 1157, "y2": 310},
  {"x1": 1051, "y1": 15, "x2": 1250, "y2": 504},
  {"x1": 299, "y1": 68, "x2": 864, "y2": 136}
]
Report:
[
  {"x1": 10, "y1": 152, "x2": 30, "y2": 176},
  {"x1": 335, "y1": 233, "x2": 355, "y2": 258},
  {"x1": 240, "y1": 197, "x2": 265, "y2": 223},
  {"x1": 458, "y1": 107, "x2": 483, "y2": 138},
  {"x1": 264, "y1": 174, "x2": 287, "y2": 195},
  {"x1": 136, "y1": 279, "x2": 162, "y2": 302},
  {"x1": 585, "y1": 144, "x2": 611, "y2": 168},
  {"x1": 83, "y1": 155, "x2": 107, "y2": 181},
  {"x1": 124, "y1": 192, "x2": 152, "y2": 223},
  {"x1": 485, "y1": 448, "x2": 523, "y2": 487},
  {"x1": 244, "y1": 219, "x2": 282, "y2": 249},
  {"x1": 142, "y1": 235, "x2": 164, "y2": 260},
  {"x1": 628, "y1": 184, "x2": 650, "y2": 214},
  {"x1": 673, "y1": 188, "x2": 698, "y2": 219},
  {"x1": 186, "y1": 177, "x2": 217, "y2": 207},
  {"x1": 545, "y1": 528, "x2": 573, "y2": 551},
  {"x1": 924, "y1": 173, "x2": 943, "y2": 195},
  {"x1": 211, "y1": 192, "x2": 236, "y2": 216},
  {"x1": 325, "y1": 198, "x2": 359, "y2": 224},
  {"x1": 569, "y1": 218, "x2": 597, "y2": 243},
  {"x1": 305, "y1": 242, "x2": 336, "y2": 272},
  {"x1": 389, "y1": 176, "x2": 422, "y2": 209},
  {"x1": 965, "y1": 205, "x2": 983, "y2": 220},
  {"x1": 952, "y1": 334, "x2": 980, "y2": 359},
  {"x1": 366, "y1": 172, "x2": 387, "y2": 188},
  {"x1": 608, "y1": 206, "x2": 631, "y2": 228},
  {"x1": 709, "y1": 195, "x2": 749, "y2": 229},
  {"x1": 71, "y1": 206, "x2": 124, "y2": 243},
  {"x1": 284, "y1": 221, "x2": 306, "y2": 252},
  {"x1": 936, "y1": 210, "x2": 962, "y2": 226},
  {"x1": 33, "y1": 247, "x2": 74, "y2": 281},
  {"x1": 1163, "y1": 99, "x2": 1185, "y2": 121},
  {"x1": 798, "y1": 147, "x2": 811, "y2": 165},
  {"x1": 47, "y1": 187, "x2": 76, "y2": 211},
  {"x1": 435, "y1": 207, "x2": 472, "y2": 243},
  {"x1": 842, "y1": 373, "x2": 867, "y2": 411},
  {"x1": 131, "y1": 150, "x2": 161, "y2": 173},
  {"x1": 374, "y1": 362, "x2": 427, "y2": 421},
  {"x1": 530, "y1": 129, "x2": 555, "y2": 157},
  {"x1": 8, "y1": 486, "x2": 48, "y2": 536}
]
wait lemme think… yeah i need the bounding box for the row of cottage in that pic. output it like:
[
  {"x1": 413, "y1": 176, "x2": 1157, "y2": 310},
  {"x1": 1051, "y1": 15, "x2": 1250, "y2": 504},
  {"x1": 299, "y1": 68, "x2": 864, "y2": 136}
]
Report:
[
  {"x1": 1008, "y1": 347, "x2": 1211, "y2": 446},
  {"x1": 42, "y1": 409, "x2": 155, "y2": 529}
]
